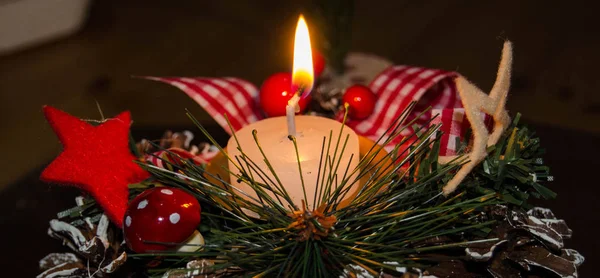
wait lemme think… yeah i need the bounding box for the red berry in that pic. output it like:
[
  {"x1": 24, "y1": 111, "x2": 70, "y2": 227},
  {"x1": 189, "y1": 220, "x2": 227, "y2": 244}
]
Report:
[
  {"x1": 259, "y1": 72, "x2": 311, "y2": 117},
  {"x1": 123, "y1": 187, "x2": 201, "y2": 253},
  {"x1": 342, "y1": 85, "x2": 377, "y2": 120},
  {"x1": 312, "y1": 50, "x2": 325, "y2": 77}
]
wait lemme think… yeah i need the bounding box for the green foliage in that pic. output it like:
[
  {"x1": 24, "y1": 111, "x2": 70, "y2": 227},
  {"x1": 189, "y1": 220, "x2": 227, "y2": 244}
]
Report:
[
  {"x1": 461, "y1": 114, "x2": 555, "y2": 207},
  {"x1": 124, "y1": 107, "x2": 553, "y2": 277}
]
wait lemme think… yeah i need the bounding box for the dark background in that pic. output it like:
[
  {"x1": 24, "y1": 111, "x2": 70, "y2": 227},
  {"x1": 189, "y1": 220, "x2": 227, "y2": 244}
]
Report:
[{"x1": 0, "y1": 0, "x2": 598, "y2": 276}]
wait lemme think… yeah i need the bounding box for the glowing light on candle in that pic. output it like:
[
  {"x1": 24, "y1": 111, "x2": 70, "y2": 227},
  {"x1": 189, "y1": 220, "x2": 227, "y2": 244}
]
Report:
[
  {"x1": 287, "y1": 15, "x2": 315, "y2": 136},
  {"x1": 227, "y1": 14, "x2": 361, "y2": 212},
  {"x1": 292, "y1": 15, "x2": 314, "y2": 95}
]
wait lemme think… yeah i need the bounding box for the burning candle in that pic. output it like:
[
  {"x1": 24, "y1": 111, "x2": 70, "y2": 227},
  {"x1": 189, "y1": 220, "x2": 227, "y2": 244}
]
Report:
[
  {"x1": 226, "y1": 15, "x2": 360, "y2": 210},
  {"x1": 287, "y1": 15, "x2": 313, "y2": 136}
]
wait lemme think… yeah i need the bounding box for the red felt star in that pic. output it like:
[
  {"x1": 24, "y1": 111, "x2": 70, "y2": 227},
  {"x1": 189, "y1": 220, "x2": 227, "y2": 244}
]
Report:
[{"x1": 41, "y1": 106, "x2": 150, "y2": 227}]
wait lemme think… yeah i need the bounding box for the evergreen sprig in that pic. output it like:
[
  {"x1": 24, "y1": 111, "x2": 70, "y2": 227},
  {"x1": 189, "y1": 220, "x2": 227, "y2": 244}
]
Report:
[{"x1": 123, "y1": 105, "x2": 553, "y2": 277}]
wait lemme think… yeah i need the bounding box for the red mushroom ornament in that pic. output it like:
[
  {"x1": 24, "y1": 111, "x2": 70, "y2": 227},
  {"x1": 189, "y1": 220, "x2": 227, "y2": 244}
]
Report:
[{"x1": 123, "y1": 187, "x2": 201, "y2": 253}]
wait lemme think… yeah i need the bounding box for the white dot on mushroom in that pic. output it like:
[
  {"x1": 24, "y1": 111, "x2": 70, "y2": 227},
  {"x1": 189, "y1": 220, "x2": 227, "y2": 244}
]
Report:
[
  {"x1": 137, "y1": 199, "x2": 148, "y2": 209},
  {"x1": 125, "y1": 216, "x2": 132, "y2": 227},
  {"x1": 169, "y1": 213, "x2": 180, "y2": 224},
  {"x1": 161, "y1": 189, "x2": 173, "y2": 195}
]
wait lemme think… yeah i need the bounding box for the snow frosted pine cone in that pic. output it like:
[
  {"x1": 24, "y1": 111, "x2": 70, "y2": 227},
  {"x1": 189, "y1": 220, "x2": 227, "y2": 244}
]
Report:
[{"x1": 39, "y1": 197, "x2": 127, "y2": 278}]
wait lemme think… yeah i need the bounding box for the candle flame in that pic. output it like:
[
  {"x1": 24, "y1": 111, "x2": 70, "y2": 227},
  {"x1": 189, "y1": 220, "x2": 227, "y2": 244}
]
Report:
[{"x1": 292, "y1": 15, "x2": 314, "y2": 95}]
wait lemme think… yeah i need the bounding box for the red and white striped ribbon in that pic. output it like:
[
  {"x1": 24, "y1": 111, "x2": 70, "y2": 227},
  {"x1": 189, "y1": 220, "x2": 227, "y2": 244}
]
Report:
[
  {"x1": 431, "y1": 108, "x2": 469, "y2": 156},
  {"x1": 145, "y1": 77, "x2": 263, "y2": 134},
  {"x1": 344, "y1": 66, "x2": 463, "y2": 153},
  {"x1": 149, "y1": 66, "x2": 482, "y2": 160},
  {"x1": 430, "y1": 108, "x2": 492, "y2": 156}
]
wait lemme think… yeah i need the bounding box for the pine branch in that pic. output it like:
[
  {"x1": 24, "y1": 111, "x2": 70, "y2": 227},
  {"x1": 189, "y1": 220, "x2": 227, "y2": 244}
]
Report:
[{"x1": 126, "y1": 108, "x2": 553, "y2": 277}]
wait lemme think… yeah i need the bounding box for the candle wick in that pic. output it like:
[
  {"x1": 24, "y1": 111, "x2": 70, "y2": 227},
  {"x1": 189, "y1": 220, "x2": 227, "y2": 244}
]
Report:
[
  {"x1": 296, "y1": 86, "x2": 306, "y2": 97},
  {"x1": 286, "y1": 94, "x2": 301, "y2": 136}
]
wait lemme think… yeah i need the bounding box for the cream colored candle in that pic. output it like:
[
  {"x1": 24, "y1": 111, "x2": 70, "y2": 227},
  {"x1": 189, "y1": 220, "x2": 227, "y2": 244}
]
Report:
[{"x1": 227, "y1": 115, "x2": 360, "y2": 209}]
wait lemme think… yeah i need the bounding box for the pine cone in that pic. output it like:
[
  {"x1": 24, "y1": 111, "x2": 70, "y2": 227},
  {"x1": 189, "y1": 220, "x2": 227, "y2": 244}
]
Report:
[
  {"x1": 373, "y1": 206, "x2": 584, "y2": 278},
  {"x1": 38, "y1": 197, "x2": 127, "y2": 277},
  {"x1": 424, "y1": 205, "x2": 584, "y2": 278},
  {"x1": 137, "y1": 130, "x2": 219, "y2": 164},
  {"x1": 162, "y1": 259, "x2": 243, "y2": 278},
  {"x1": 308, "y1": 85, "x2": 343, "y2": 117}
]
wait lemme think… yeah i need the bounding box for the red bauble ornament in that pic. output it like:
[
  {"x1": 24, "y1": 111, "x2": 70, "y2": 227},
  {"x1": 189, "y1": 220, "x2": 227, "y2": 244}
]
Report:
[
  {"x1": 259, "y1": 72, "x2": 311, "y2": 117},
  {"x1": 40, "y1": 106, "x2": 150, "y2": 227},
  {"x1": 123, "y1": 187, "x2": 201, "y2": 253},
  {"x1": 313, "y1": 50, "x2": 325, "y2": 77},
  {"x1": 342, "y1": 85, "x2": 377, "y2": 120}
]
